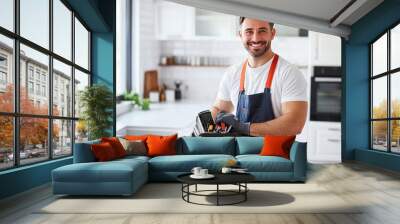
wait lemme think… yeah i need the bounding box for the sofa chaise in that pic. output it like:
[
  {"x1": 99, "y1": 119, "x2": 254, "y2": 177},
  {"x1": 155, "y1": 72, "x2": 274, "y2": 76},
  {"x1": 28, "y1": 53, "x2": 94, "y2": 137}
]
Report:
[{"x1": 52, "y1": 136, "x2": 307, "y2": 196}]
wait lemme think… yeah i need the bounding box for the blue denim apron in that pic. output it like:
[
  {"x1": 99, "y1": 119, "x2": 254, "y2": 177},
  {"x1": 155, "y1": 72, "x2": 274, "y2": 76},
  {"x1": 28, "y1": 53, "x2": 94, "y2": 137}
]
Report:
[{"x1": 236, "y1": 54, "x2": 279, "y2": 123}]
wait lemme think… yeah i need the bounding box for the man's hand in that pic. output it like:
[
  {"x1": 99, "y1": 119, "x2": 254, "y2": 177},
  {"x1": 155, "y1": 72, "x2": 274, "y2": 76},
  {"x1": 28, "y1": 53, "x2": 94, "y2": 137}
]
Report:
[{"x1": 215, "y1": 112, "x2": 250, "y2": 135}]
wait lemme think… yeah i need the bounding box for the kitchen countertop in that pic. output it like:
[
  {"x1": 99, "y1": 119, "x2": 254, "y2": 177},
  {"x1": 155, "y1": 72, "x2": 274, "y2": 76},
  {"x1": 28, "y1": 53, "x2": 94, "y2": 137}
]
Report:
[{"x1": 116, "y1": 100, "x2": 212, "y2": 136}]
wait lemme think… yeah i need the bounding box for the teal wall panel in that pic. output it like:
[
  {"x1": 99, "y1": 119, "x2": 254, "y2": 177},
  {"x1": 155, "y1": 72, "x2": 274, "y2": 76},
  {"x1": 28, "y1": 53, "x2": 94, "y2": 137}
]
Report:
[
  {"x1": 0, "y1": 158, "x2": 72, "y2": 199},
  {"x1": 355, "y1": 148, "x2": 400, "y2": 172},
  {"x1": 343, "y1": 0, "x2": 400, "y2": 170},
  {"x1": 91, "y1": 32, "x2": 115, "y2": 135},
  {"x1": 92, "y1": 33, "x2": 114, "y2": 88}
]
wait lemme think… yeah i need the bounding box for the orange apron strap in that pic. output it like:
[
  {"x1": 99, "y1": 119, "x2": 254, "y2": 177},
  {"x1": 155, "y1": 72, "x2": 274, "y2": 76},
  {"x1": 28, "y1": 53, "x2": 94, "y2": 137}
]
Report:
[
  {"x1": 265, "y1": 55, "x2": 279, "y2": 89},
  {"x1": 239, "y1": 60, "x2": 247, "y2": 92}
]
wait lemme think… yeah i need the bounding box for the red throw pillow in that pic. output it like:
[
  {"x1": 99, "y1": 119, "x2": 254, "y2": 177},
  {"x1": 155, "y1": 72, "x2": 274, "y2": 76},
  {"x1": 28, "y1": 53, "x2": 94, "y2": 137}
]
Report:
[
  {"x1": 91, "y1": 142, "x2": 117, "y2": 161},
  {"x1": 259, "y1": 135, "x2": 296, "y2": 159},
  {"x1": 101, "y1": 137, "x2": 127, "y2": 158},
  {"x1": 146, "y1": 134, "x2": 178, "y2": 157},
  {"x1": 124, "y1": 135, "x2": 148, "y2": 142}
]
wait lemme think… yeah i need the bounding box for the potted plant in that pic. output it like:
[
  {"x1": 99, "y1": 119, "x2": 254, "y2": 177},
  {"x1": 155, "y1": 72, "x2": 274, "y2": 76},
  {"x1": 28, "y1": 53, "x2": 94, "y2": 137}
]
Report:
[{"x1": 79, "y1": 84, "x2": 113, "y2": 140}]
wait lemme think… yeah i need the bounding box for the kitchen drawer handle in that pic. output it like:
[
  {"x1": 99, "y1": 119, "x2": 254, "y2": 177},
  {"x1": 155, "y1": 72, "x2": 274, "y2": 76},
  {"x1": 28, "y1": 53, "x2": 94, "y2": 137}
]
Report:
[
  {"x1": 327, "y1": 139, "x2": 340, "y2": 143},
  {"x1": 328, "y1": 128, "x2": 340, "y2": 132}
]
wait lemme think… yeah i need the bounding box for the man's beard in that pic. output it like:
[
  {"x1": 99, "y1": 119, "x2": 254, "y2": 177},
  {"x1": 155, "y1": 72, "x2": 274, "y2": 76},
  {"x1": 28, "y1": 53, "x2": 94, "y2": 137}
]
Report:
[{"x1": 244, "y1": 41, "x2": 271, "y2": 57}]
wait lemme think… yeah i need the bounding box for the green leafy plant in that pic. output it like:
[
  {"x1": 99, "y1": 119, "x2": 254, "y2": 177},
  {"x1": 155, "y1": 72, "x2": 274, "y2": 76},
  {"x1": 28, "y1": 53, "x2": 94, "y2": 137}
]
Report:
[
  {"x1": 131, "y1": 93, "x2": 141, "y2": 106},
  {"x1": 122, "y1": 91, "x2": 150, "y2": 110},
  {"x1": 79, "y1": 84, "x2": 113, "y2": 140},
  {"x1": 141, "y1": 98, "x2": 150, "y2": 110}
]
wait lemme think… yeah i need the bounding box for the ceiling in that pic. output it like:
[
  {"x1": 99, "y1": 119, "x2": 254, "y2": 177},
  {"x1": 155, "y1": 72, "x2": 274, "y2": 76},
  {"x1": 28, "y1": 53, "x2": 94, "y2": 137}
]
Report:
[{"x1": 167, "y1": 0, "x2": 384, "y2": 38}]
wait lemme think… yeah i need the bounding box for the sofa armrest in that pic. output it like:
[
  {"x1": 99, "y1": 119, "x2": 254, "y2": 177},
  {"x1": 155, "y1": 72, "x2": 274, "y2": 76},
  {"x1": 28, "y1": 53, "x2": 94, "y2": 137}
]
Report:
[
  {"x1": 289, "y1": 141, "x2": 307, "y2": 181},
  {"x1": 73, "y1": 140, "x2": 100, "y2": 163}
]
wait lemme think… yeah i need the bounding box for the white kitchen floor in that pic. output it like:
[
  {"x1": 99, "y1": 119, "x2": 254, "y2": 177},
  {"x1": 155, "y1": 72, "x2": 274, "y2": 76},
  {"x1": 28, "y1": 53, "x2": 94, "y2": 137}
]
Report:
[{"x1": 116, "y1": 100, "x2": 212, "y2": 137}]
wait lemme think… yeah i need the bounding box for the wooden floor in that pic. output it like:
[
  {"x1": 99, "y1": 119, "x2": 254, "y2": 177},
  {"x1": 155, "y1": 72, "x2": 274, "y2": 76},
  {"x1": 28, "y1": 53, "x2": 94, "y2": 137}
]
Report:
[{"x1": 1, "y1": 162, "x2": 400, "y2": 224}]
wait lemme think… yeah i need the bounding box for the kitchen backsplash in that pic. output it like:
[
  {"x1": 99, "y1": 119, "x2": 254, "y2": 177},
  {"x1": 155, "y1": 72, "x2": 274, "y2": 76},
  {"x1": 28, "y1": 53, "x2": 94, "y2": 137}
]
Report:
[{"x1": 158, "y1": 38, "x2": 309, "y2": 103}]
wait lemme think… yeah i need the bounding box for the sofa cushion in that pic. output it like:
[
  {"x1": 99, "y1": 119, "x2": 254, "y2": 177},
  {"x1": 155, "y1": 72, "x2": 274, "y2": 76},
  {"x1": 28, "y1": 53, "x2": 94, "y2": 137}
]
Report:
[
  {"x1": 235, "y1": 137, "x2": 264, "y2": 155},
  {"x1": 119, "y1": 138, "x2": 147, "y2": 156},
  {"x1": 114, "y1": 155, "x2": 150, "y2": 164},
  {"x1": 73, "y1": 140, "x2": 100, "y2": 163},
  {"x1": 178, "y1": 137, "x2": 235, "y2": 155},
  {"x1": 53, "y1": 158, "x2": 147, "y2": 183},
  {"x1": 149, "y1": 154, "x2": 235, "y2": 172},
  {"x1": 236, "y1": 155, "x2": 293, "y2": 172},
  {"x1": 259, "y1": 135, "x2": 296, "y2": 159},
  {"x1": 101, "y1": 137, "x2": 127, "y2": 158},
  {"x1": 147, "y1": 134, "x2": 178, "y2": 157},
  {"x1": 91, "y1": 142, "x2": 118, "y2": 161}
]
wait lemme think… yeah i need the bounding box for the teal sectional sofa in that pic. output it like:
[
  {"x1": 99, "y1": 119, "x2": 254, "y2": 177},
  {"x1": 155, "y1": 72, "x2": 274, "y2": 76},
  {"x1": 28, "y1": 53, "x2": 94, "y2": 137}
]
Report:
[{"x1": 52, "y1": 137, "x2": 307, "y2": 196}]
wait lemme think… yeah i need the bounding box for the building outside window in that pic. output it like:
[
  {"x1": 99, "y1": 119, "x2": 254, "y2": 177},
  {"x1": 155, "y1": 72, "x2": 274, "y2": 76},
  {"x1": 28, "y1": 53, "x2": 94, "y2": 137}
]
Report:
[
  {"x1": 28, "y1": 67, "x2": 34, "y2": 80},
  {"x1": 0, "y1": 71, "x2": 6, "y2": 84},
  {"x1": 28, "y1": 81, "x2": 34, "y2": 94},
  {"x1": 0, "y1": 54, "x2": 7, "y2": 67},
  {"x1": 41, "y1": 73, "x2": 46, "y2": 83},
  {"x1": 35, "y1": 70, "x2": 40, "y2": 81},
  {"x1": 42, "y1": 85, "x2": 46, "y2": 97}
]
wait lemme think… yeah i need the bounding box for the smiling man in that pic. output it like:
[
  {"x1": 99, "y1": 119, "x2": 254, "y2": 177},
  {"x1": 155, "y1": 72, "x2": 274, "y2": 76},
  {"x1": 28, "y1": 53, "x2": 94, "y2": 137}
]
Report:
[{"x1": 211, "y1": 17, "x2": 308, "y2": 137}]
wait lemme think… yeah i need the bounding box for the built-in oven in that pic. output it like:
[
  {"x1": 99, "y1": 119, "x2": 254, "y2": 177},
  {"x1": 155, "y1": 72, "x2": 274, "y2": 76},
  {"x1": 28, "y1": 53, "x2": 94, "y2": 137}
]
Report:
[{"x1": 310, "y1": 66, "x2": 341, "y2": 122}]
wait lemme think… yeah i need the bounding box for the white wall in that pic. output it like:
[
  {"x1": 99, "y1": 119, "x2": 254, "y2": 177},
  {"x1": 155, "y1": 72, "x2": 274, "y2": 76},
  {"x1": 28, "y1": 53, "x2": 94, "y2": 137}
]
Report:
[
  {"x1": 116, "y1": 0, "x2": 129, "y2": 96},
  {"x1": 132, "y1": 0, "x2": 160, "y2": 97}
]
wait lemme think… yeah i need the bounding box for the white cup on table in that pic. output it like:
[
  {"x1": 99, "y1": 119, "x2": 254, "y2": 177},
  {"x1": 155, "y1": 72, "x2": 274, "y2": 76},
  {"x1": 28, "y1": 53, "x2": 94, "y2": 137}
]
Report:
[
  {"x1": 200, "y1": 169, "x2": 208, "y2": 176},
  {"x1": 191, "y1": 167, "x2": 202, "y2": 176}
]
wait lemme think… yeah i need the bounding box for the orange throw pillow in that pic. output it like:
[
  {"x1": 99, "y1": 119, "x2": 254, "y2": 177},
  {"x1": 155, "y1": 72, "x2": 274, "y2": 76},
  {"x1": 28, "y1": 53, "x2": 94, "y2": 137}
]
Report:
[
  {"x1": 91, "y1": 142, "x2": 117, "y2": 161},
  {"x1": 146, "y1": 134, "x2": 178, "y2": 157},
  {"x1": 259, "y1": 135, "x2": 296, "y2": 159},
  {"x1": 124, "y1": 135, "x2": 148, "y2": 142},
  {"x1": 101, "y1": 137, "x2": 127, "y2": 158}
]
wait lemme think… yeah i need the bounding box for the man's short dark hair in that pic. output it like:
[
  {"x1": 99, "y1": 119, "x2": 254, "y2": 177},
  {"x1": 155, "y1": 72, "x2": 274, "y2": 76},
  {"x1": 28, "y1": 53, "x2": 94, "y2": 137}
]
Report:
[{"x1": 239, "y1": 17, "x2": 274, "y2": 29}]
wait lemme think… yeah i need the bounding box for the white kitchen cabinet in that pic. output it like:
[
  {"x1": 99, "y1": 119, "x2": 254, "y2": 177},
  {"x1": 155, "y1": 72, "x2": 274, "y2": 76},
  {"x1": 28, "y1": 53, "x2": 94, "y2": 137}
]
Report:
[
  {"x1": 155, "y1": 1, "x2": 195, "y2": 39},
  {"x1": 307, "y1": 121, "x2": 341, "y2": 163},
  {"x1": 309, "y1": 31, "x2": 341, "y2": 66},
  {"x1": 194, "y1": 8, "x2": 237, "y2": 38}
]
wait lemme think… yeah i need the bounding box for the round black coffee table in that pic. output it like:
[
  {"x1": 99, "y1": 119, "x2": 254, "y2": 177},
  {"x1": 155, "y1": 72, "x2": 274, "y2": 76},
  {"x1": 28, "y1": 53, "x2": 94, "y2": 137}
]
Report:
[{"x1": 177, "y1": 173, "x2": 255, "y2": 206}]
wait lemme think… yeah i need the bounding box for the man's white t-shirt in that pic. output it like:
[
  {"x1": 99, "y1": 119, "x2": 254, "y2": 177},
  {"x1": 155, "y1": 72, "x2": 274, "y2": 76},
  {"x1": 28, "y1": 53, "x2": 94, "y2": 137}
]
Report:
[{"x1": 216, "y1": 56, "x2": 308, "y2": 117}]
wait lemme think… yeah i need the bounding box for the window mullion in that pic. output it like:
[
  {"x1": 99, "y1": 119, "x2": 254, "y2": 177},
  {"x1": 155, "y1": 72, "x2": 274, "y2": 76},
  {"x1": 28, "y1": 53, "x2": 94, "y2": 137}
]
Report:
[
  {"x1": 71, "y1": 10, "x2": 76, "y2": 154},
  {"x1": 388, "y1": 30, "x2": 391, "y2": 152},
  {"x1": 13, "y1": 0, "x2": 21, "y2": 167},
  {"x1": 48, "y1": 0, "x2": 54, "y2": 160}
]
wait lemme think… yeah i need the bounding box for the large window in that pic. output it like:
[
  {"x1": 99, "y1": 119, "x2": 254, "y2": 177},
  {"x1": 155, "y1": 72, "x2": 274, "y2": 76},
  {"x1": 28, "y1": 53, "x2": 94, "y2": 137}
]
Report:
[
  {"x1": 371, "y1": 23, "x2": 400, "y2": 153},
  {"x1": 0, "y1": 0, "x2": 91, "y2": 171}
]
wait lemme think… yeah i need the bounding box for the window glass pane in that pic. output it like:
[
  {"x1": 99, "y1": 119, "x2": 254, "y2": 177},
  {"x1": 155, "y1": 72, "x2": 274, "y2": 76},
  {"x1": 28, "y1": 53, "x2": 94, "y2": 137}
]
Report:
[
  {"x1": 391, "y1": 120, "x2": 400, "y2": 153},
  {"x1": 372, "y1": 77, "x2": 387, "y2": 119},
  {"x1": 19, "y1": 117, "x2": 49, "y2": 165},
  {"x1": 53, "y1": 0, "x2": 72, "y2": 60},
  {"x1": 20, "y1": 0, "x2": 49, "y2": 49},
  {"x1": 75, "y1": 120, "x2": 88, "y2": 143},
  {"x1": 372, "y1": 33, "x2": 387, "y2": 76},
  {"x1": 372, "y1": 121, "x2": 388, "y2": 151},
  {"x1": 20, "y1": 44, "x2": 49, "y2": 115},
  {"x1": 53, "y1": 59, "x2": 72, "y2": 117},
  {"x1": 391, "y1": 72, "x2": 400, "y2": 118},
  {"x1": 0, "y1": 34, "x2": 14, "y2": 112},
  {"x1": 391, "y1": 24, "x2": 400, "y2": 70},
  {"x1": 0, "y1": 0, "x2": 14, "y2": 31},
  {"x1": 74, "y1": 69, "x2": 89, "y2": 118},
  {"x1": 53, "y1": 119, "x2": 72, "y2": 158},
  {"x1": 0, "y1": 116, "x2": 13, "y2": 170},
  {"x1": 75, "y1": 18, "x2": 89, "y2": 70}
]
